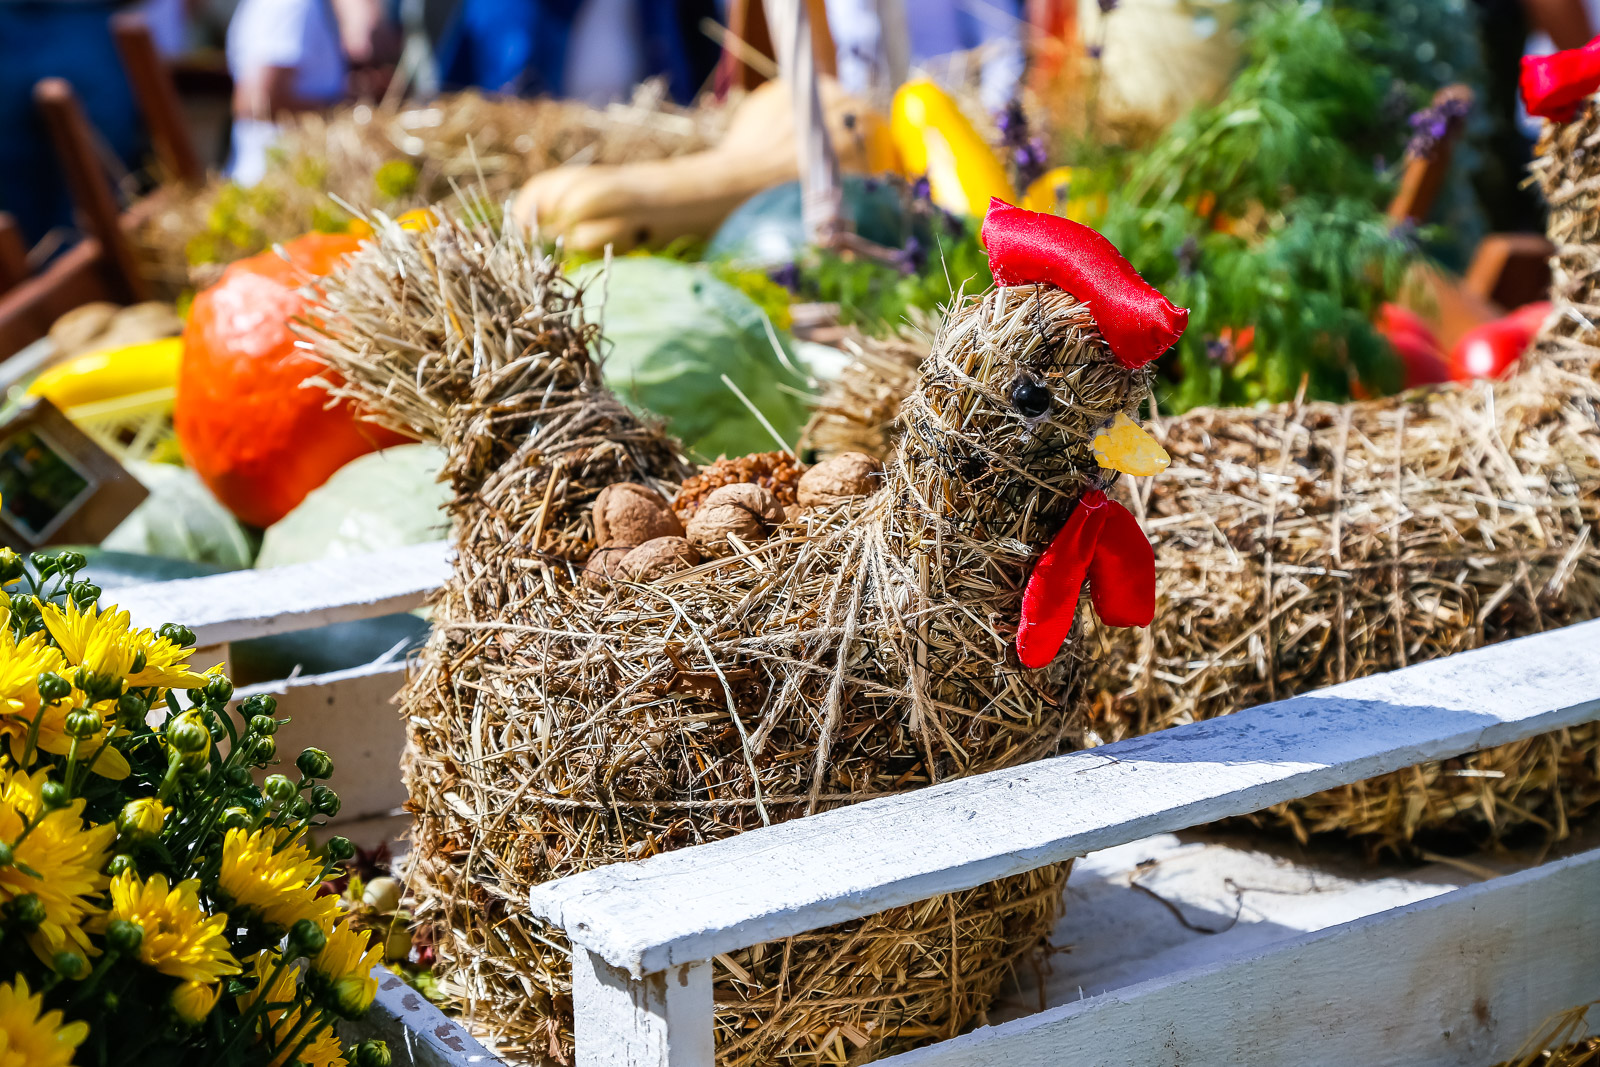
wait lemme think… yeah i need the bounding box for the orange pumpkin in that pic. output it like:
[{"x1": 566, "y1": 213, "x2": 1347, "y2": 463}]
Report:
[{"x1": 176, "y1": 233, "x2": 407, "y2": 528}]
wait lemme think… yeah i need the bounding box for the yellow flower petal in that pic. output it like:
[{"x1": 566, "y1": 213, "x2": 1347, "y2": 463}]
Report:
[{"x1": 1093, "y1": 412, "x2": 1171, "y2": 477}]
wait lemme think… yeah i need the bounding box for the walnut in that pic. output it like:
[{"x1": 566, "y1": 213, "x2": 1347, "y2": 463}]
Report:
[
  {"x1": 592, "y1": 483, "x2": 683, "y2": 547},
  {"x1": 796, "y1": 452, "x2": 884, "y2": 509},
  {"x1": 685, "y1": 483, "x2": 786, "y2": 557},
  {"x1": 617, "y1": 537, "x2": 701, "y2": 583},
  {"x1": 674, "y1": 451, "x2": 803, "y2": 516},
  {"x1": 581, "y1": 545, "x2": 634, "y2": 587}
]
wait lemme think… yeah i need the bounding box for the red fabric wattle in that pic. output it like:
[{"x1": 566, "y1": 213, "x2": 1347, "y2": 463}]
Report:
[
  {"x1": 1017, "y1": 491, "x2": 1156, "y2": 668},
  {"x1": 1520, "y1": 35, "x2": 1600, "y2": 121},
  {"x1": 981, "y1": 199, "x2": 1189, "y2": 370},
  {"x1": 1086, "y1": 497, "x2": 1156, "y2": 628}
]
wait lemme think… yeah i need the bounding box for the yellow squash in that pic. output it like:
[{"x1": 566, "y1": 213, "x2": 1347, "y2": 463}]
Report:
[
  {"x1": 890, "y1": 79, "x2": 1016, "y2": 218},
  {"x1": 28, "y1": 336, "x2": 183, "y2": 410},
  {"x1": 1021, "y1": 166, "x2": 1108, "y2": 224}
]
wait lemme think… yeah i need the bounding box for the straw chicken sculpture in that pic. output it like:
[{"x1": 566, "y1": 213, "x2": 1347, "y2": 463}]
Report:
[
  {"x1": 807, "y1": 46, "x2": 1600, "y2": 859},
  {"x1": 305, "y1": 200, "x2": 1183, "y2": 1063}
]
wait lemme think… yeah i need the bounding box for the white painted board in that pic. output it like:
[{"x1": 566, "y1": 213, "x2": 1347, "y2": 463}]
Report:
[
  {"x1": 339, "y1": 966, "x2": 504, "y2": 1066},
  {"x1": 528, "y1": 618, "x2": 1600, "y2": 977},
  {"x1": 879, "y1": 847, "x2": 1600, "y2": 1067},
  {"x1": 109, "y1": 540, "x2": 449, "y2": 646}
]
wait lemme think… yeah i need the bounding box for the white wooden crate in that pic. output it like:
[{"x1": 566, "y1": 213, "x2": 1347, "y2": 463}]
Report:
[{"x1": 108, "y1": 544, "x2": 1600, "y2": 1067}]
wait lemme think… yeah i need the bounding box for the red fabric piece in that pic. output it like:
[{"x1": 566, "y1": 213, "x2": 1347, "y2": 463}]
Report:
[
  {"x1": 1087, "y1": 496, "x2": 1156, "y2": 628},
  {"x1": 1017, "y1": 491, "x2": 1156, "y2": 668},
  {"x1": 981, "y1": 199, "x2": 1189, "y2": 370},
  {"x1": 1520, "y1": 35, "x2": 1600, "y2": 121}
]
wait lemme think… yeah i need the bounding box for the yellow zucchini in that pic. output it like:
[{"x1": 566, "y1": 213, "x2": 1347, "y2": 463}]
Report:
[
  {"x1": 28, "y1": 336, "x2": 183, "y2": 410},
  {"x1": 890, "y1": 79, "x2": 1015, "y2": 218}
]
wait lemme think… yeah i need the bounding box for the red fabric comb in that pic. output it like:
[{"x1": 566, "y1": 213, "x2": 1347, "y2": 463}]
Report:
[
  {"x1": 981, "y1": 198, "x2": 1188, "y2": 370},
  {"x1": 1520, "y1": 35, "x2": 1600, "y2": 122}
]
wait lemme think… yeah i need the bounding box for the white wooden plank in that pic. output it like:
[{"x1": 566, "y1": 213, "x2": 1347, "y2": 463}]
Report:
[
  {"x1": 878, "y1": 847, "x2": 1600, "y2": 1067},
  {"x1": 236, "y1": 660, "x2": 409, "y2": 826},
  {"x1": 109, "y1": 540, "x2": 449, "y2": 646},
  {"x1": 529, "y1": 618, "x2": 1600, "y2": 977},
  {"x1": 338, "y1": 966, "x2": 505, "y2": 1066},
  {"x1": 573, "y1": 950, "x2": 714, "y2": 1067}
]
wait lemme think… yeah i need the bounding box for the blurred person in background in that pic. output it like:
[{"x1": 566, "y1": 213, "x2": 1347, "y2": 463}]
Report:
[
  {"x1": 226, "y1": 0, "x2": 394, "y2": 183},
  {"x1": 435, "y1": 0, "x2": 719, "y2": 104},
  {"x1": 827, "y1": 0, "x2": 1025, "y2": 111},
  {"x1": 1474, "y1": 0, "x2": 1594, "y2": 230},
  {"x1": 0, "y1": 0, "x2": 145, "y2": 248}
]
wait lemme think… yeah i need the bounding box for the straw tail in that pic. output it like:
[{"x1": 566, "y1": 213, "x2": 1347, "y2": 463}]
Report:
[
  {"x1": 1525, "y1": 88, "x2": 1600, "y2": 367},
  {"x1": 303, "y1": 211, "x2": 692, "y2": 555}
]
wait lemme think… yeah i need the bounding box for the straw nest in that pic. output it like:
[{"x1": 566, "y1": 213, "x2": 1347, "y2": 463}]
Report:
[
  {"x1": 802, "y1": 100, "x2": 1600, "y2": 856},
  {"x1": 131, "y1": 85, "x2": 724, "y2": 294},
  {"x1": 1494, "y1": 1002, "x2": 1600, "y2": 1067},
  {"x1": 304, "y1": 209, "x2": 1155, "y2": 1063}
]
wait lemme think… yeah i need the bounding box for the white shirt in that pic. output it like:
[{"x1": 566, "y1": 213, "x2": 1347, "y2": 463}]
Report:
[{"x1": 226, "y1": 0, "x2": 346, "y2": 185}]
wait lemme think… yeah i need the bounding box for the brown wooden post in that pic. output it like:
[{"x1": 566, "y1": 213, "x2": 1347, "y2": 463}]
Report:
[
  {"x1": 32, "y1": 78, "x2": 149, "y2": 304},
  {"x1": 1387, "y1": 85, "x2": 1473, "y2": 227},
  {"x1": 0, "y1": 214, "x2": 29, "y2": 296},
  {"x1": 112, "y1": 11, "x2": 205, "y2": 185}
]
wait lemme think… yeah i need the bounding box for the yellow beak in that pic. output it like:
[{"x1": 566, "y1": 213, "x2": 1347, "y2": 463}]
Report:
[{"x1": 1093, "y1": 413, "x2": 1171, "y2": 477}]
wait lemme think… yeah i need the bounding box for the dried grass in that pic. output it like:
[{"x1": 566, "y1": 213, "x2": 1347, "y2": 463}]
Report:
[
  {"x1": 801, "y1": 99, "x2": 1600, "y2": 857},
  {"x1": 1494, "y1": 1003, "x2": 1600, "y2": 1067},
  {"x1": 305, "y1": 210, "x2": 1154, "y2": 1062},
  {"x1": 131, "y1": 85, "x2": 726, "y2": 294}
]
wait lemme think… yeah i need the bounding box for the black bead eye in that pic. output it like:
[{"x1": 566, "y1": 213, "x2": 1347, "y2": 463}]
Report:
[{"x1": 1008, "y1": 374, "x2": 1053, "y2": 419}]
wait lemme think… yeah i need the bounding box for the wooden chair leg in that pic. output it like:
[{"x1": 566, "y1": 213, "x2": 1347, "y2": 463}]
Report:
[
  {"x1": 1387, "y1": 85, "x2": 1473, "y2": 227},
  {"x1": 112, "y1": 11, "x2": 205, "y2": 185},
  {"x1": 32, "y1": 78, "x2": 149, "y2": 304},
  {"x1": 0, "y1": 214, "x2": 28, "y2": 297},
  {"x1": 1463, "y1": 233, "x2": 1556, "y2": 310}
]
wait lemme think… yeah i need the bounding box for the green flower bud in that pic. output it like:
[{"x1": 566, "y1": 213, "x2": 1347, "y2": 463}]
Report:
[
  {"x1": 158, "y1": 623, "x2": 196, "y2": 648},
  {"x1": 263, "y1": 775, "x2": 297, "y2": 804},
  {"x1": 221, "y1": 806, "x2": 251, "y2": 829},
  {"x1": 310, "y1": 785, "x2": 341, "y2": 817},
  {"x1": 0, "y1": 548, "x2": 23, "y2": 583},
  {"x1": 296, "y1": 748, "x2": 334, "y2": 781},
  {"x1": 64, "y1": 709, "x2": 101, "y2": 739},
  {"x1": 28, "y1": 552, "x2": 56, "y2": 576},
  {"x1": 117, "y1": 798, "x2": 168, "y2": 842},
  {"x1": 56, "y1": 550, "x2": 87, "y2": 575},
  {"x1": 127, "y1": 647, "x2": 145, "y2": 675},
  {"x1": 106, "y1": 854, "x2": 135, "y2": 877},
  {"x1": 248, "y1": 713, "x2": 278, "y2": 736},
  {"x1": 8, "y1": 594, "x2": 37, "y2": 620},
  {"x1": 353, "y1": 1040, "x2": 393, "y2": 1067},
  {"x1": 6, "y1": 893, "x2": 45, "y2": 931},
  {"x1": 40, "y1": 781, "x2": 70, "y2": 810},
  {"x1": 207, "y1": 716, "x2": 228, "y2": 743},
  {"x1": 165, "y1": 714, "x2": 209, "y2": 754},
  {"x1": 71, "y1": 581, "x2": 101, "y2": 606},
  {"x1": 73, "y1": 668, "x2": 120, "y2": 702},
  {"x1": 241, "y1": 693, "x2": 278, "y2": 719},
  {"x1": 287, "y1": 918, "x2": 326, "y2": 957},
  {"x1": 252, "y1": 736, "x2": 276, "y2": 761},
  {"x1": 106, "y1": 918, "x2": 144, "y2": 955},
  {"x1": 323, "y1": 836, "x2": 356, "y2": 863},
  {"x1": 53, "y1": 950, "x2": 86, "y2": 978},
  {"x1": 116, "y1": 692, "x2": 148, "y2": 723},
  {"x1": 0, "y1": 842, "x2": 11, "y2": 868},
  {"x1": 289, "y1": 797, "x2": 312, "y2": 819},
  {"x1": 225, "y1": 766, "x2": 253, "y2": 788},
  {"x1": 36, "y1": 672, "x2": 71, "y2": 703},
  {"x1": 204, "y1": 675, "x2": 234, "y2": 704}
]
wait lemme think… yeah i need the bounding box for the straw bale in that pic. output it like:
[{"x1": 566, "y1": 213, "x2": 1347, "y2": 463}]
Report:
[
  {"x1": 801, "y1": 98, "x2": 1600, "y2": 856},
  {"x1": 131, "y1": 85, "x2": 725, "y2": 294},
  {"x1": 307, "y1": 212, "x2": 1154, "y2": 1062}
]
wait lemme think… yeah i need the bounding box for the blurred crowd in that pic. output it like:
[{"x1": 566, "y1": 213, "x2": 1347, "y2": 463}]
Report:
[{"x1": 0, "y1": 0, "x2": 1595, "y2": 248}]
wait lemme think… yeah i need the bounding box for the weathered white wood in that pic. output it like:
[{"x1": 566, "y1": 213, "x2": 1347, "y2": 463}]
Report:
[
  {"x1": 338, "y1": 966, "x2": 505, "y2": 1066},
  {"x1": 236, "y1": 660, "x2": 409, "y2": 827},
  {"x1": 573, "y1": 950, "x2": 714, "y2": 1067},
  {"x1": 529, "y1": 618, "x2": 1600, "y2": 976},
  {"x1": 110, "y1": 540, "x2": 449, "y2": 646},
  {"x1": 879, "y1": 847, "x2": 1600, "y2": 1067}
]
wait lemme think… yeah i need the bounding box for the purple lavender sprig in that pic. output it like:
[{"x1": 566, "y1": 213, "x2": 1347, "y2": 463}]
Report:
[
  {"x1": 1404, "y1": 94, "x2": 1472, "y2": 162},
  {"x1": 995, "y1": 99, "x2": 1050, "y2": 192}
]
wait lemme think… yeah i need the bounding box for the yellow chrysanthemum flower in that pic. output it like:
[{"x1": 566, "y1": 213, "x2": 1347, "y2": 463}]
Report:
[
  {"x1": 310, "y1": 920, "x2": 382, "y2": 1018},
  {"x1": 218, "y1": 828, "x2": 339, "y2": 933},
  {"x1": 0, "y1": 974, "x2": 88, "y2": 1067},
  {"x1": 106, "y1": 871, "x2": 240, "y2": 983},
  {"x1": 5, "y1": 699, "x2": 130, "y2": 781},
  {"x1": 240, "y1": 951, "x2": 348, "y2": 1067},
  {"x1": 38, "y1": 599, "x2": 207, "y2": 691},
  {"x1": 170, "y1": 980, "x2": 220, "y2": 1026},
  {"x1": 0, "y1": 766, "x2": 113, "y2": 965},
  {"x1": 0, "y1": 628, "x2": 63, "y2": 721}
]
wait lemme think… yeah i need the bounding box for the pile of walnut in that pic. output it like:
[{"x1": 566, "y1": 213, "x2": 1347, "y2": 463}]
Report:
[{"x1": 582, "y1": 451, "x2": 883, "y2": 587}]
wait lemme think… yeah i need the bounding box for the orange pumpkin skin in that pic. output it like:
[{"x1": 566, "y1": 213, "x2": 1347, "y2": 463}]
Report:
[{"x1": 176, "y1": 233, "x2": 406, "y2": 528}]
